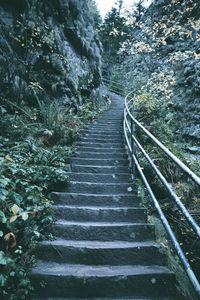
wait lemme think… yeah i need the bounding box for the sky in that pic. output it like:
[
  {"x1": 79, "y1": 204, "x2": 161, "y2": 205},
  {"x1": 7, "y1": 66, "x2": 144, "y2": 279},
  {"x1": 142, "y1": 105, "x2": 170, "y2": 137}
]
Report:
[{"x1": 95, "y1": 0, "x2": 152, "y2": 19}]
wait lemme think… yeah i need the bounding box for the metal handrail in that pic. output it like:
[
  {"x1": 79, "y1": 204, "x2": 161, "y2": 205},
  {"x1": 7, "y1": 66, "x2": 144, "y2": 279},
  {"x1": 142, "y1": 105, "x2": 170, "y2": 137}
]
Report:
[
  {"x1": 102, "y1": 77, "x2": 131, "y2": 96},
  {"x1": 123, "y1": 91, "x2": 200, "y2": 298}
]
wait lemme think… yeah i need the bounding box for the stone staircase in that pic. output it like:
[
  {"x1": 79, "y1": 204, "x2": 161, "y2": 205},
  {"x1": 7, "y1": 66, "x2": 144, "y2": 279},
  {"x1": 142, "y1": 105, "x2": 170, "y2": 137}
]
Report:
[{"x1": 32, "y1": 94, "x2": 176, "y2": 299}]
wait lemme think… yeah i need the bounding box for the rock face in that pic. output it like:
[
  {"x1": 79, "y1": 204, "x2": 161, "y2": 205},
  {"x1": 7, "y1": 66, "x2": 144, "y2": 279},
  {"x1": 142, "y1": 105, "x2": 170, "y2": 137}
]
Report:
[
  {"x1": 0, "y1": 0, "x2": 102, "y2": 109},
  {"x1": 120, "y1": 0, "x2": 200, "y2": 148}
]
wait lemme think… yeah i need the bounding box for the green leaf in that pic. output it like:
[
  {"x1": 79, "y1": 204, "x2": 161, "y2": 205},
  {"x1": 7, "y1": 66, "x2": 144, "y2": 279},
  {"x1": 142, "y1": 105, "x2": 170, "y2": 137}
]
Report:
[
  {"x1": 11, "y1": 204, "x2": 19, "y2": 215},
  {"x1": 21, "y1": 212, "x2": 29, "y2": 221},
  {"x1": 0, "y1": 211, "x2": 7, "y2": 223},
  {"x1": 0, "y1": 231, "x2": 3, "y2": 237},
  {"x1": 33, "y1": 231, "x2": 40, "y2": 237},
  {"x1": 0, "y1": 251, "x2": 7, "y2": 265},
  {"x1": 0, "y1": 177, "x2": 10, "y2": 187},
  {"x1": 0, "y1": 274, "x2": 6, "y2": 287},
  {"x1": 0, "y1": 189, "x2": 8, "y2": 196},
  {"x1": 10, "y1": 215, "x2": 18, "y2": 223}
]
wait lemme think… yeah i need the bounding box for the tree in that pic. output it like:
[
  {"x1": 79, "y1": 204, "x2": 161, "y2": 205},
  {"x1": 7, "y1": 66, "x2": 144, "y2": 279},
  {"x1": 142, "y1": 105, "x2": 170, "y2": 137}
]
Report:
[
  {"x1": 86, "y1": 0, "x2": 102, "y2": 29},
  {"x1": 133, "y1": 0, "x2": 146, "y2": 20},
  {"x1": 99, "y1": 6, "x2": 131, "y2": 63},
  {"x1": 115, "y1": 0, "x2": 123, "y2": 13}
]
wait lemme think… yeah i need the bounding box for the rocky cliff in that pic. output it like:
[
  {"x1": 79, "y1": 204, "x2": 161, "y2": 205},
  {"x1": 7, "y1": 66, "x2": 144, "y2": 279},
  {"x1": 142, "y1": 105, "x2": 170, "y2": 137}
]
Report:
[
  {"x1": 120, "y1": 0, "x2": 200, "y2": 153},
  {"x1": 0, "y1": 0, "x2": 102, "y2": 111}
]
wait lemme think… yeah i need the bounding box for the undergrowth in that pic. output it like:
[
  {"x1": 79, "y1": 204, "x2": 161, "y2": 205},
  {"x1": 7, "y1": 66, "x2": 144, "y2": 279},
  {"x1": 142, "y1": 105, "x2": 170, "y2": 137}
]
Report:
[
  {"x1": 0, "y1": 94, "x2": 108, "y2": 299},
  {"x1": 132, "y1": 89, "x2": 200, "y2": 297}
]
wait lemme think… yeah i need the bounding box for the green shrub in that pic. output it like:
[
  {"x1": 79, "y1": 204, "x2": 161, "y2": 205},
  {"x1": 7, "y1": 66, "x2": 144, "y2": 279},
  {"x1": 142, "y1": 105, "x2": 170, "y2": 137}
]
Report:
[
  {"x1": 131, "y1": 90, "x2": 200, "y2": 283},
  {"x1": 0, "y1": 94, "x2": 108, "y2": 299}
]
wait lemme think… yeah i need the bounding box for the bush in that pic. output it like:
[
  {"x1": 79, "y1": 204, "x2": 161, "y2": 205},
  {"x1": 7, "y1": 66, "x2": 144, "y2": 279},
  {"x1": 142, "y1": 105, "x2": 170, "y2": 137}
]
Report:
[
  {"x1": 131, "y1": 90, "x2": 200, "y2": 283},
  {"x1": 0, "y1": 95, "x2": 108, "y2": 299},
  {"x1": 0, "y1": 136, "x2": 70, "y2": 299}
]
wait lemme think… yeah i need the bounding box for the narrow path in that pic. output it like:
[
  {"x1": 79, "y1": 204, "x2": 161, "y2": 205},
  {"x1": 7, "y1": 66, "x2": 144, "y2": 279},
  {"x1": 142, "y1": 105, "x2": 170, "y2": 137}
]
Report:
[{"x1": 32, "y1": 93, "x2": 176, "y2": 299}]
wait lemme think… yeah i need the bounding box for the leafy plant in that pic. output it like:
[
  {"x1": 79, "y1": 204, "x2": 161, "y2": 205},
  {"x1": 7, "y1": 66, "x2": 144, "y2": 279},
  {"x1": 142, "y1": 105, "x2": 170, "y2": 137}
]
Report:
[
  {"x1": 130, "y1": 90, "x2": 200, "y2": 285},
  {"x1": 0, "y1": 85, "x2": 109, "y2": 299}
]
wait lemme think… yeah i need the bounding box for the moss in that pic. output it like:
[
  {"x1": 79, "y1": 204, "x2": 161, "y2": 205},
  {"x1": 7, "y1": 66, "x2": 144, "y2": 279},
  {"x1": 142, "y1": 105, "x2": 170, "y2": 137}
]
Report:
[{"x1": 0, "y1": 0, "x2": 102, "y2": 108}]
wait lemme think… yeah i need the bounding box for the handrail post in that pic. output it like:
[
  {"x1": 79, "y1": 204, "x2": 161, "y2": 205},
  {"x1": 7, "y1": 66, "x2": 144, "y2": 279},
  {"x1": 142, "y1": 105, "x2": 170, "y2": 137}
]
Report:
[{"x1": 131, "y1": 117, "x2": 135, "y2": 180}]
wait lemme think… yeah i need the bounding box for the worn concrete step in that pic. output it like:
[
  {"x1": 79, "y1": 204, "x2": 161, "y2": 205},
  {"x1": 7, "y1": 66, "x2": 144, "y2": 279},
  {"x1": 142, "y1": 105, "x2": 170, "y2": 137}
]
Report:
[
  {"x1": 52, "y1": 205, "x2": 146, "y2": 223},
  {"x1": 71, "y1": 158, "x2": 128, "y2": 167},
  {"x1": 96, "y1": 111, "x2": 122, "y2": 114},
  {"x1": 76, "y1": 142, "x2": 124, "y2": 148},
  {"x1": 81, "y1": 130, "x2": 122, "y2": 136},
  {"x1": 92, "y1": 118, "x2": 122, "y2": 122},
  {"x1": 64, "y1": 182, "x2": 135, "y2": 195},
  {"x1": 80, "y1": 137, "x2": 122, "y2": 143},
  {"x1": 71, "y1": 165, "x2": 130, "y2": 174},
  {"x1": 95, "y1": 117, "x2": 123, "y2": 121},
  {"x1": 67, "y1": 172, "x2": 131, "y2": 183},
  {"x1": 32, "y1": 263, "x2": 175, "y2": 298},
  {"x1": 91, "y1": 124, "x2": 122, "y2": 128},
  {"x1": 50, "y1": 192, "x2": 141, "y2": 207},
  {"x1": 94, "y1": 120, "x2": 122, "y2": 124},
  {"x1": 82, "y1": 133, "x2": 123, "y2": 139},
  {"x1": 97, "y1": 113, "x2": 123, "y2": 116},
  {"x1": 90, "y1": 120, "x2": 122, "y2": 124},
  {"x1": 37, "y1": 240, "x2": 165, "y2": 266},
  {"x1": 35, "y1": 297, "x2": 174, "y2": 300},
  {"x1": 74, "y1": 152, "x2": 127, "y2": 160},
  {"x1": 90, "y1": 126, "x2": 123, "y2": 130},
  {"x1": 75, "y1": 147, "x2": 127, "y2": 154},
  {"x1": 90, "y1": 124, "x2": 123, "y2": 129},
  {"x1": 51, "y1": 221, "x2": 155, "y2": 241},
  {"x1": 94, "y1": 115, "x2": 123, "y2": 119},
  {"x1": 86, "y1": 129, "x2": 122, "y2": 134}
]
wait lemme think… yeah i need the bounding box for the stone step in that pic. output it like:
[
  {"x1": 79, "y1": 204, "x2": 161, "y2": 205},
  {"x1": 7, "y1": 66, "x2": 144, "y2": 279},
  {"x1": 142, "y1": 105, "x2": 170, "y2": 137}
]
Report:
[
  {"x1": 50, "y1": 192, "x2": 141, "y2": 207},
  {"x1": 52, "y1": 205, "x2": 146, "y2": 223},
  {"x1": 94, "y1": 115, "x2": 123, "y2": 118},
  {"x1": 32, "y1": 263, "x2": 175, "y2": 298},
  {"x1": 76, "y1": 142, "x2": 124, "y2": 148},
  {"x1": 67, "y1": 172, "x2": 131, "y2": 183},
  {"x1": 92, "y1": 117, "x2": 123, "y2": 121},
  {"x1": 97, "y1": 113, "x2": 123, "y2": 116},
  {"x1": 71, "y1": 165, "x2": 130, "y2": 174},
  {"x1": 90, "y1": 125, "x2": 123, "y2": 129},
  {"x1": 90, "y1": 124, "x2": 123, "y2": 129},
  {"x1": 74, "y1": 152, "x2": 127, "y2": 160},
  {"x1": 86, "y1": 129, "x2": 123, "y2": 134},
  {"x1": 91, "y1": 123, "x2": 122, "y2": 128},
  {"x1": 75, "y1": 147, "x2": 127, "y2": 153},
  {"x1": 63, "y1": 182, "x2": 135, "y2": 195},
  {"x1": 37, "y1": 240, "x2": 165, "y2": 266},
  {"x1": 71, "y1": 158, "x2": 128, "y2": 167},
  {"x1": 35, "y1": 297, "x2": 174, "y2": 300},
  {"x1": 95, "y1": 117, "x2": 123, "y2": 121},
  {"x1": 51, "y1": 221, "x2": 155, "y2": 241},
  {"x1": 81, "y1": 130, "x2": 122, "y2": 136},
  {"x1": 80, "y1": 137, "x2": 122, "y2": 143},
  {"x1": 91, "y1": 120, "x2": 122, "y2": 123},
  {"x1": 94, "y1": 120, "x2": 122, "y2": 124},
  {"x1": 82, "y1": 133, "x2": 123, "y2": 138}
]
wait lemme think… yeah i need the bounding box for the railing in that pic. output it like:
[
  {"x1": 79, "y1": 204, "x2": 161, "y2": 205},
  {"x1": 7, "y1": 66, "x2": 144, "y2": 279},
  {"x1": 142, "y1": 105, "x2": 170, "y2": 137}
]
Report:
[
  {"x1": 123, "y1": 91, "x2": 200, "y2": 298},
  {"x1": 102, "y1": 77, "x2": 127, "y2": 96}
]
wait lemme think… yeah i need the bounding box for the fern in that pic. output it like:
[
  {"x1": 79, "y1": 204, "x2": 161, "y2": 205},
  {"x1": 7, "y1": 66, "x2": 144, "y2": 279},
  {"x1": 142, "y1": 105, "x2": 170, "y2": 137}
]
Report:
[{"x1": 3, "y1": 99, "x2": 34, "y2": 120}]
